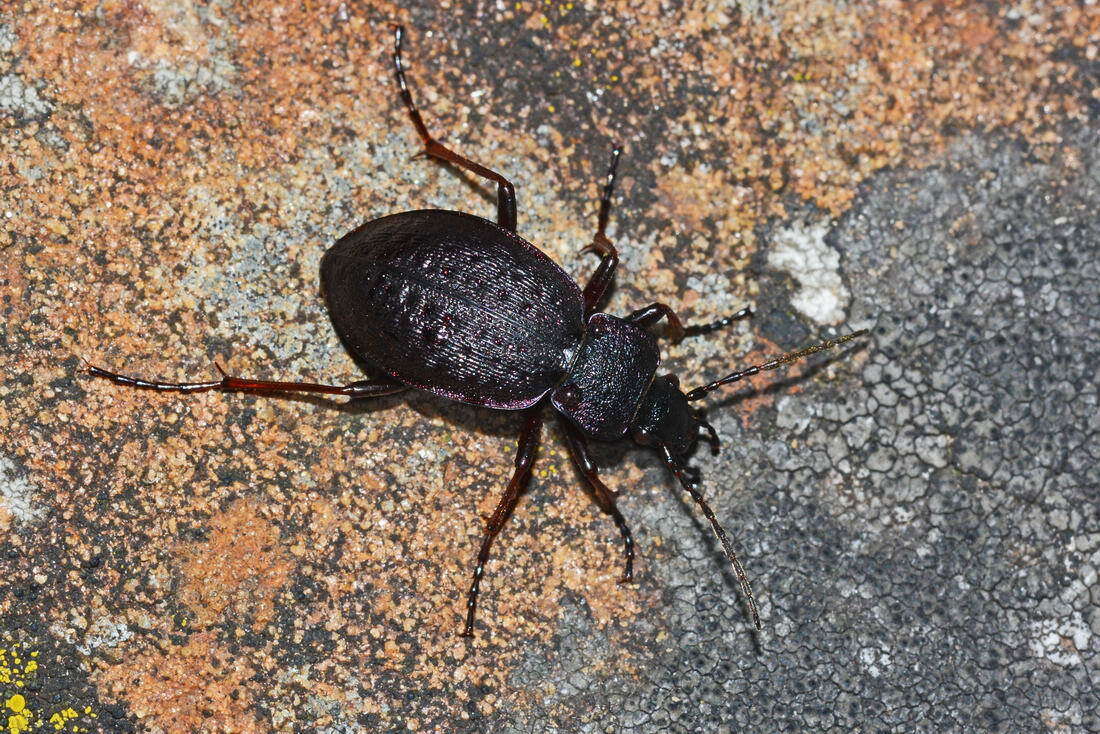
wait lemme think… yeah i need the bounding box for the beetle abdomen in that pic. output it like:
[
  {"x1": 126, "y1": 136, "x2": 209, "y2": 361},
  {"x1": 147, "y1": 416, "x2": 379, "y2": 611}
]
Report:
[{"x1": 321, "y1": 210, "x2": 585, "y2": 409}]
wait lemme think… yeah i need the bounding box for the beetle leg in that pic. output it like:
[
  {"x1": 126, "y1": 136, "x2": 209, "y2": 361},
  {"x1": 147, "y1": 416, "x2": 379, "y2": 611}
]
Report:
[
  {"x1": 558, "y1": 417, "x2": 635, "y2": 584},
  {"x1": 462, "y1": 406, "x2": 544, "y2": 637},
  {"x1": 698, "y1": 415, "x2": 721, "y2": 456},
  {"x1": 625, "y1": 303, "x2": 686, "y2": 342},
  {"x1": 682, "y1": 306, "x2": 753, "y2": 337},
  {"x1": 581, "y1": 236, "x2": 619, "y2": 316},
  {"x1": 626, "y1": 304, "x2": 752, "y2": 343},
  {"x1": 392, "y1": 26, "x2": 518, "y2": 232},
  {"x1": 83, "y1": 361, "x2": 407, "y2": 399},
  {"x1": 581, "y1": 147, "x2": 622, "y2": 315}
]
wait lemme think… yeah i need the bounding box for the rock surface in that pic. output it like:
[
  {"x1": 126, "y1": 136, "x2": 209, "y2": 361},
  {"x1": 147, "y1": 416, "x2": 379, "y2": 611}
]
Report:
[{"x1": 1, "y1": 2, "x2": 1097, "y2": 732}]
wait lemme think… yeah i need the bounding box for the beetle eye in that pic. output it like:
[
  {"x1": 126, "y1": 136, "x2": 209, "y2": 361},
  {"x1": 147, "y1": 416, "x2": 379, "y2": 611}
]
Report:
[{"x1": 666, "y1": 374, "x2": 680, "y2": 387}]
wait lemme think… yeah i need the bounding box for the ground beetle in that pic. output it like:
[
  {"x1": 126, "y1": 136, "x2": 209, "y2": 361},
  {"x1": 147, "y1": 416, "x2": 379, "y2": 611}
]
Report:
[{"x1": 86, "y1": 26, "x2": 868, "y2": 636}]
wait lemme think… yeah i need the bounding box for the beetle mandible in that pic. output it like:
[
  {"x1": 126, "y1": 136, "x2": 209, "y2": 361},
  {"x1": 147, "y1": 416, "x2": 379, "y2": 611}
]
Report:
[{"x1": 86, "y1": 25, "x2": 868, "y2": 636}]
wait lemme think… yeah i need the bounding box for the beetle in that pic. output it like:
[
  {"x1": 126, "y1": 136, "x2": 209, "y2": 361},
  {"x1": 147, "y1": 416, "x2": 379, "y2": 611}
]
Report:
[{"x1": 85, "y1": 25, "x2": 867, "y2": 637}]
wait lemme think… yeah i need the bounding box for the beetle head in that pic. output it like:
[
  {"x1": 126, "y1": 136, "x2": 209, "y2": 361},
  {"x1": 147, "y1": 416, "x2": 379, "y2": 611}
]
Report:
[{"x1": 631, "y1": 374, "x2": 717, "y2": 460}]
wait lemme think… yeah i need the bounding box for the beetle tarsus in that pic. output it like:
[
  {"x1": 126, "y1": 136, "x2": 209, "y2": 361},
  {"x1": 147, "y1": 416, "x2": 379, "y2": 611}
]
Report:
[
  {"x1": 595, "y1": 146, "x2": 623, "y2": 238},
  {"x1": 579, "y1": 146, "x2": 626, "y2": 314},
  {"x1": 681, "y1": 306, "x2": 754, "y2": 338},
  {"x1": 559, "y1": 417, "x2": 636, "y2": 585},
  {"x1": 391, "y1": 23, "x2": 519, "y2": 232},
  {"x1": 84, "y1": 363, "x2": 406, "y2": 399}
]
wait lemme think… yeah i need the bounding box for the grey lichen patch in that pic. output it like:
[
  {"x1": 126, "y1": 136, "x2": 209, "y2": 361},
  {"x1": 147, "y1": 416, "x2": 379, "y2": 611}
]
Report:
[
  {"x1": 176, "y1": 167, "x2": 349, "y2": 374},
  {"x1": 499, "y1": 129, "x2": 1100, "y2": 732},
  {"x1": 51, "y1": 614, "x2": 135, "y2": 657},
  {"x1": 0, "y1": 455, "x2": 47, "y2": 525},
  {"x1": 178, "y1": 226, "x2": 328, "y2": 365},
  {"x1": 0, "y1": 72, "x2": 53, "y2": 121},
  {"x1": 147, "y1": 58, "x2": 236, "y2": 107},
  {"x1": 125, "y1": 0, "x2": 238, "y2": 108},
  {"x1": 767, "y1": 217, "x2": 851, "y2": 325},
  {"x1": 0, "y1": 23, "x2": 16, "y2": 56},
  {"x1": 131, "y1": 53, "x2": 237, "y2": 108}
]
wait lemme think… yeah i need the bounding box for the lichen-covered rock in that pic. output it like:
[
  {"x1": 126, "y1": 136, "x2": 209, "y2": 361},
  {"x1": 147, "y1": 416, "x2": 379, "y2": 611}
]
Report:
[{"x1": 1, "y1": 2, "x2": 1096, "y2": 732}]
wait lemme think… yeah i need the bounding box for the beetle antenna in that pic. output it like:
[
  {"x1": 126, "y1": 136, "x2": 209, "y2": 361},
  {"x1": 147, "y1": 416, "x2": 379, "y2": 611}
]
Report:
[
  {"x1": 660, "y1": 445, "x2": 761, "y2": 630},
  {"x1": 686, "y1": 328, "x2": 868, "y2": 401}
]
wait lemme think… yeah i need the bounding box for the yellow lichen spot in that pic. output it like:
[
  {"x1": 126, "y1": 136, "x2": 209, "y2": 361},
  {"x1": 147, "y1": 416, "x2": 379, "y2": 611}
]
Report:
[
  {"x1": 548, "y1": 104, "x2": 555, "y2": 113},
  {"x1": 7, "y1": 712, "x2": 31, "y2": 734},
  {"x1": 610, "y1": 74, "x2": 619, "y2": 83},
  {"x1": 1, "y1": 644, "x2": 95, "y2": 732},
  {"x1": 49, "y1": 708, "x2": 79, "y2": 730},
  {"x1": 572, "y1": 57, "x2": 582, "y2": 67}
]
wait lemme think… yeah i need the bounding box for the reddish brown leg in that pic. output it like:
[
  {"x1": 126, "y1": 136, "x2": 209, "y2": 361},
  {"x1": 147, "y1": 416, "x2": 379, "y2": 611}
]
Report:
[
  {"x1": 84, "y1": 362, "x2": 406, "y2": 399},
  {"x1": 581, "y1": 147, "x2": 622, "y2": 315},
  {"x1": 626, "y1": 304, "x2": 752, "y2": 343},
  {"x1": 393, "y1": 26, "x2": 518, "y2": 232},
  {"x1": 462, "y1": 406, "x2": 544, "y2": 637},
  {"x1": 558, "y1": 418, "x2": 635, "y2": 583},
  {"x1": 625, "y1": 303, "x2": 686, "y2": 342}
]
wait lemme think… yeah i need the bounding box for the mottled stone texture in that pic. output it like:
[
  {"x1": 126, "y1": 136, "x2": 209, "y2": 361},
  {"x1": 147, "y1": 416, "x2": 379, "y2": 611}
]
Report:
[{"x1": 1, "y1": 1, "x2": 1097, "y2": 732}]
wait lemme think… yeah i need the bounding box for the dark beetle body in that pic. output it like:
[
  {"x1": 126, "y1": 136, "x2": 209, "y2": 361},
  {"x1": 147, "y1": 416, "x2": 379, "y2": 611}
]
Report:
[
  {"x1": 322, "y1": 209, "x2": 662, "y2": 440},
  {"x1": 87, "y1": 25, "x2": 868, "y2": 637}
]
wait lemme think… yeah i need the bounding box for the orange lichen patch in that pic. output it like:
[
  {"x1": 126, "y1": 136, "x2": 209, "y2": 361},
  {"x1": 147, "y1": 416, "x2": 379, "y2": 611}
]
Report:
[
  {"x1": 247, "y1": 424, "x2": 659, "y2": 708},
  {"x1": 97, "y1": 632, "x2": 260, "y2": 734},
  {"x1": 177, "y1": 499, "x2": 294, "y2": 631},
  {"x1": 549, "y1": 526, "x2": 642, "y2": 628},
  {"x1": 0, "y1": 504, "x2": 10, "y2": 535},
  {"x1": 653, "y1": 163, "x2": 759, "y2": 249},
  {"x1": 547, "y1": 0, "x2": 1096, "y2": 221}
]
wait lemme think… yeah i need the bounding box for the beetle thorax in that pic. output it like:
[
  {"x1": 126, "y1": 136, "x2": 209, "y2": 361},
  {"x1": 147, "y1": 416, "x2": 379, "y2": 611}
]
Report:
[{"x1": 550, "y1": 313, "x2": 660, "y2": 441}]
